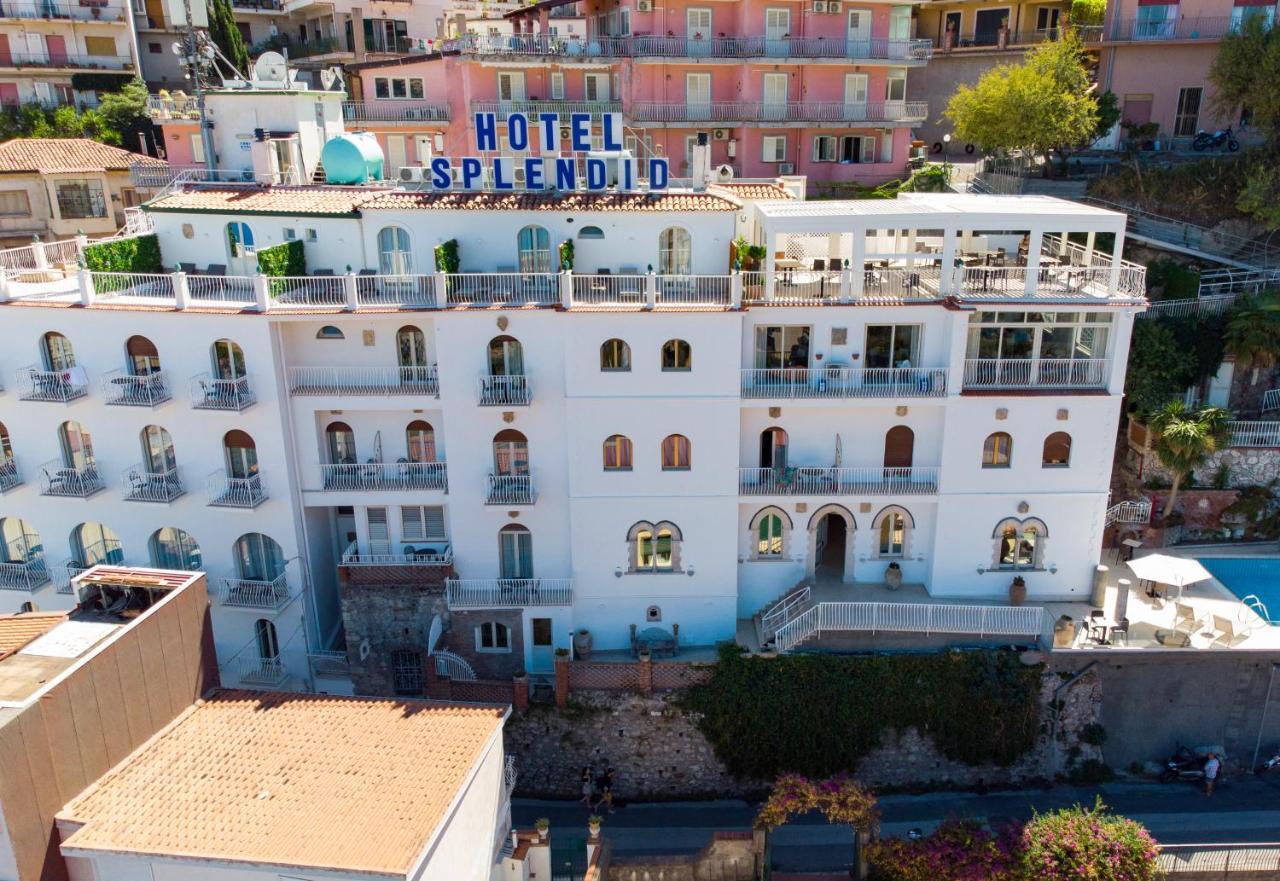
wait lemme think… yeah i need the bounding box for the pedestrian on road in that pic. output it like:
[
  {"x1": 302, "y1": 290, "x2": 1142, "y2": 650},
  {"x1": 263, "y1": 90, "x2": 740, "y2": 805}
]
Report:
[
  {"x1": 1204, "y1": 752, "x2": 1221, "y2": 797},
  {"x1": 596, "y1": 767, "x2": 616, "y2": 814},
  {"x1": 579, "y1": 766, "x2": 594, "y2": 805}
]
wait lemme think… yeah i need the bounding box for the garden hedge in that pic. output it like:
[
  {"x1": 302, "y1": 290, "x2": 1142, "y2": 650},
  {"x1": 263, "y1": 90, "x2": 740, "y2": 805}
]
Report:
[
  {"x1": 82, "y1": 233, "x2": 162, "y2": 273},
  {"x1": 256, "y1": 239, "x2": 305, "y2": 277}
]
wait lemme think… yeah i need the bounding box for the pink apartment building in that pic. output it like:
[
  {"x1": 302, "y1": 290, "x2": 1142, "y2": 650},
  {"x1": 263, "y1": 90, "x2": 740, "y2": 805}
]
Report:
[
  {"x1": 1088, "y1": 0, "x2": 1270, "y2": 144},
  {"x1": 344, "y1": 0, "x2": 932, "y2": 186}
]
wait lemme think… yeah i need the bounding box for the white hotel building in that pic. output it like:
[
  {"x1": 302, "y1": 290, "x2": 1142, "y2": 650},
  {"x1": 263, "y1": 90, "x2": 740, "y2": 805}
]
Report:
[{"x1": 0, "y1": 180, "x2": 1144, "y2": 692}]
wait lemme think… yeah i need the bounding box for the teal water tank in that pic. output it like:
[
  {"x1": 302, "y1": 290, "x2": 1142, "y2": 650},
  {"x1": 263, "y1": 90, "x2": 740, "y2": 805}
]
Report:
[{"x1": 321, "y1": 133, "x2": 384, "y2": 184}]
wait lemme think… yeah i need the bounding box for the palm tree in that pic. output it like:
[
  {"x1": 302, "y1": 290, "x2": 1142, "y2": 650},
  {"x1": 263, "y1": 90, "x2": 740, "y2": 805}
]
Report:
[
  {"x1": 1223, "y1": 293, "x2": 1280, "y2": 413},
  {"x1": 1148, "y1": 401, "x2": 1232, "y2": 519}
]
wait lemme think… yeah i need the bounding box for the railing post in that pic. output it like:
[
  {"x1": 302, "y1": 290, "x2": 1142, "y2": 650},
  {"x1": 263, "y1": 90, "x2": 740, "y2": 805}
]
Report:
[
  {"x1": 730, "y1": 270, "x2": 743, "y2": 309},
  {"x1": 252, "y1": 273, "x2": 270, "y2": 312},
  {"x1": 645, "y1": 270, "x2": 657, "y2": 309},
  {"x1": 78, "y1": 268, "x2": 95, "y2": 306},
  {"x1": 435, "y1": 271, "x2": 449, "y2": 307},
  {"x1": 559, "y1": 269, "x2": 573, "y2": 309},
  {"x1": 173, "y1": 271, "x2": 190, "y2": 310},
  {"x1": 33, "y1": 240, "x2": 48, "y2": 270},
  {"x1": 344, "y1": 271, "x2": 359, "y2": 310},
  {"x1": 0, "y1": 267, "x2": 9, "y2": 302}
]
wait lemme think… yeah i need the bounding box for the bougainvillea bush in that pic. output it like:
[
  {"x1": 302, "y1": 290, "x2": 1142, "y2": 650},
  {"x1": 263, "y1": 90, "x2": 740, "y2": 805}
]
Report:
[
  {"x1": 866, "y1": 820, "x2": 1021, "y2": 881},
  {"x1": 754, "y1": 774, "x2": 879, "y2": 834},
  {"x1": 1019, "y1": 800, "x2": 1161, "y2": 881}
]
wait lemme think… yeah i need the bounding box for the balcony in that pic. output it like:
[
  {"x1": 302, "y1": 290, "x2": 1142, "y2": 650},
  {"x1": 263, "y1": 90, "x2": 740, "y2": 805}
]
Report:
[
  {"x1": 454, "y1": 33, "x2": 932, "y2": 63},
  {"x1": 122, "y1": 465, "x2": 185, "y2": 503},
  {"x1": 339, "y1": 541, "x2": 452, "y2": 587},
  {"x1": 1229, "y1": 421, "x2": 1280, "y2": 448},
  {"x1": 486, "y1": 474, "x2": 535, "y2": 505},
  {"x1": 1083, "y1": 16, "x2": 1235, "y2": 44},
  {"x1": 230, "y1": 0, "x2": 281, "y2": 10},
  {"x1": 190, "y1": 374, "x2": 255, "y2": 411},
  {"x1": 342, "y1": 100, "x2": 450, "y2": 123},
  {"x1": 320, "y1": 462, "x2": 447, "y2": 492},
  {"x1": 206, "y1": 472, "x2": 267, "y2": 508},
  {"x1": 445, "y1": 578, "x2": 573, "y2": 609},
  {"x1": 0, "y1": 1, "x2": 127, "y2": 22},
  {"x1": 628, "y1": 101, "x2": 928, "y2": 126},
  {"x1": 739, "y1": 466, "x2": 939, "y2": 496},
  {"x1": 935, "y1": 28, "x2": 1067, "y2": 51},
  {"x1": 217, "y1": 572, "x2": 291, "y2": 609},
  {"x1": 470, "y1": 99, "x2": 622, "y2": 120},
  {"x1": 741, "y1": 367, "x2": 946, "y2": 400},
  {"x1": 479, "y1": 375, "x2": 532, "y2": 407},
  {"x1": 0, "y1": 558, "x2": 49, "y2": 591},
  {"x1": 102, "y1": 369, "x2": 171, "y2": 407},
  {"x1": 288, "y1": 365, "x2": 438, "y2": 396},
  {"x1": 235, "y1": 656, "x2": 290, "y2": 688},
  {"x1": 341, "y1": 541, "x2": 452, "y2": 567},
  {"x1": 16, "y1": 365, "x2": 88, "y2": 402},
  {"x1": 0, "y1": 458, "x2": 22, "y2": 492},
  {"x1": 308, "y1": 650, "x2": 350, "y2": 680},
  {"x1": 39, "y1": 460, "x2": 104, "y2": 497},
  {"x1": 0, "y1": 51, "x2": 133, "y2": 70},
  {"x1": 961, "y1": 358, "x2": 1110, "y2": 390},
  {"x1": 145, "y1": 94, "x2": 199, "y2": 121},
  {"x1": 50, "y1": 559, "x2": 88, "y2": 595}
]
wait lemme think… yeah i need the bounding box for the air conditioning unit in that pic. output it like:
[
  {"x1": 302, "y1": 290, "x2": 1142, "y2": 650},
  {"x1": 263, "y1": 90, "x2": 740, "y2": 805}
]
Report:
[
  {"x1": 637, "y1": 0, "x2": 652, "y2": 11},
  {"x1": 811, "y1": 1, "x2": 826, "y2": 12},
  {"x1": 559, "y1": 126, "x2": 571, "y2": 141},
  {"x1": 399, "y1": 166, "x2": 426, "y2": 183},
  {"x1": 778, "y1": 162, "x2": 795, "y2": 174},
  {"x1": 712, "y1": 128, "x2": 728, "y2": 140},
  {"x1": 826, "y1": 0, "x2": 840, "y2": 11}
]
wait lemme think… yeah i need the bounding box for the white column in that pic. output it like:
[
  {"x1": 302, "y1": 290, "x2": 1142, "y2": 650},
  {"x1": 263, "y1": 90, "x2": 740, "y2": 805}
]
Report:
[
  {"x1": 344, "y1": 271, "x2": 359, "y2": 310},
  {"x1": 560, "y1": 269, "x2": 574, "y2": 309},
  {"x1": 849, "y1": 232, "x2": 865, "y2": 299},
  {"x1": 173, "y1": 271, "x2": 191, "y2": 310},
  {"x1": 939, "y1": 228, "x2": 957, "y2": 295},
  {"x1": 1023, "y1": 228, "x2": 1043, "y2": 295},
  {"x1": 730, "y1": 270, "x2": 743, "y2": 309},
  {"x1": 253, "y1": 274, "x2": 270, "y2": 312},
  {"x1": 645, "y1": 270, "x2": 658, "y2": 309},
  {"x1": 0, "y1": 268, "x2": 10, "y2": 301},
  {"x1": 78, "y1": 268, "x2": 95, "y2": 306},
  {"x1": 435, "y1": 271, "x2": 448, "y2": 308},
  {"x1": 1083, "y1": 231, "x2": 1096, "y2": 266},
  {"x1": 763, "y1": 246, "x2": 776, "y2": 301}
]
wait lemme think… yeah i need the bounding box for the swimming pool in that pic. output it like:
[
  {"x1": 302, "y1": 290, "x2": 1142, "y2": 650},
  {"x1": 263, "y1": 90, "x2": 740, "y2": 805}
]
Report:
[{"x1": 1197, "y1": 557, "x2": 1280, "y2": 624}]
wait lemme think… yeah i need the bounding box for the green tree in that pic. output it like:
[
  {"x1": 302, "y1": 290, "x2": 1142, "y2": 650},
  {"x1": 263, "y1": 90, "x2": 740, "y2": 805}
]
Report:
[
  {"x1": 98, "y1": 78, "x2": 150, "y2": 140},
  {"x1": 1148, "y1": 401, "x2": 1232, "y2": 518},
  {"x1": 1070, "y1": 0, "x2": 1106, "y2": 26},
  {"x1": 208, "y1": 0, "x2": 250, "y2": 76},
  {"x1": 1209, "y1": 14, "x2": 1280, "y2": 146},
  {"x1": 1224, "y1": 293, "x2": 1280, "y2": 411},
  {"x1": 944, "y1": 31, "x2": 1098, "y2": 173},
  {"x1": 1125, "y1": 320, "x2": 1196, "y2": 417}
]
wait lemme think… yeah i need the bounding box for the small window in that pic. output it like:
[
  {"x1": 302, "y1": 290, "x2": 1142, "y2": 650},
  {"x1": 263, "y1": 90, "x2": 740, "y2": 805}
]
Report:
[
  {"x1": 631, "y1": 521, "x2": 680, "y2": 572},
  {"x1": 661, "y1": 434, "x2": 691, "y2": 470},
  {"x1": 578, "y1": 225, "x2": 605, "y2": 239},
  {"x1": 19, "y1": 601, "x2": 36, "y2": 613},
  {"x1": 316, "y1": 325, "x2": 345, "y2": 340},
  {"x1": 391, "y1": 649, "x2": 423, "y2": 695},
  {"x1": 148, "y1": 41, "x2": 161, "y2": 52},
  {"x1": 600, "y1": 338, "x2": 631, "y2": 372},
  {"x1": 996, "y1": 521, "x2": 1042, "y2": 570},
  {"x1": 982, "y1": 432, "x2": 1012, "y2": 468},
  {"x1": 877, "y1": 510, "x2": 907, "y2": 557},
  {"x1": 661, "y1": 339, "x2": 691, "y2": 371},
  {"x1": 646, "y1": 604, "x2": 662, "y2": 622},
  {"x1": 762, "y1": 135, "x2": 787, "y2": 163},
  {"x1": 758, "y1": 514, "x2": 783, "y2": 557},
  {"x1": 477, "y1": 621, "x2": 511, "y2": 651},
  {"x1": 284, "y1": 227, "x2": 297, "y2": 241},
  {"x1": 1042, "y1": 432, "x2": 1071, "y2": 467},
  {"x1": 306, "y1": 228, "x2": 318, "y2": 243},
  {"x1": 603, "y1": 434, "x2": 633, "y2": 470},
  {"x1": 0, "y1": 190, "x2": 30, "y2": 216},
  {"x1": 812, "y1": 136, "x2": 837, "y2": 163}
]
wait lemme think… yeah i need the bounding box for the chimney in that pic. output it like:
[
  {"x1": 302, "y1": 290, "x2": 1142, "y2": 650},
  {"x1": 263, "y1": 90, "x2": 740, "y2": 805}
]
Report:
[{"x1": 690, "y1": 131, "x2": 711, "y2": 191}]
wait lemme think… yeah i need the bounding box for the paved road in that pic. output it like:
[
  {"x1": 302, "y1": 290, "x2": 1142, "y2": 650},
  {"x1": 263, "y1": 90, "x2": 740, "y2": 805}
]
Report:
[{"x1": 515, "y1": 777, "x2": 1280, "y2": 872}]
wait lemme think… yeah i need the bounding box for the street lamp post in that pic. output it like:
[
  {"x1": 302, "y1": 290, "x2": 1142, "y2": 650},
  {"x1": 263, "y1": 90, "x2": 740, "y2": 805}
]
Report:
[{"x1": 942, "y1": 133, "x2": 952, "y2": 181}]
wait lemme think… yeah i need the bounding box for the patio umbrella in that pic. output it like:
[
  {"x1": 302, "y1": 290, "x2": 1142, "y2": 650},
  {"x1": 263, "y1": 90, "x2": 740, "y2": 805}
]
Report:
[
  {"x1": 1126, "y1": 553, "x2": 1213, "y2": 600},
  {"x1": 834, "y1": 433, "x2": 843, "y2": 468},
  {"x1": 373, "y1": 430, "x2": 383, "y2": 464}
]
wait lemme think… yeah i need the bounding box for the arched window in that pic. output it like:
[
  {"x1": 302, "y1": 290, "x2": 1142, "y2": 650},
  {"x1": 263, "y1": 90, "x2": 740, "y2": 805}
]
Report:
[
  {"x1": 760, "y1": 427, "x2": 788, "y2": 469},
  {"x1": 629, "y1": 520, "x2": 681, "y2": 572},
  {"x1": 41, "y1": 331, "x2": 75, "y2": 372},
  {"x1": 476, "y1": 621, "x2": 511, "y2": 651},
  {"x1": 234, "y1": 532, "x2": 285, "y2": 582},
  {"x1": 125, "y1": 335, "x2": 160, "y2": 375},
  {"x1": 227, "y1": 221, "x2": 255, "y2": 257},
  {"x1": 884, "y1": 426, "x2": 915, "y2": 469},
  {"x1": 658, "y1": 226, "x2": 692, "y2": 275},
  {"x1": 994, "y1": 518, "x2": 1047, "y2": 570},
  {"x1": 223, "y1": 429, "x2": 258, "y2": 478},
  {"x1": 498, "y1": 524, "x2": 532, "y2": 580},
  {"x1": 316, "y1": 325, "x2": 345, "y2": 340},
  {"x1": 141, "y1": 425, "x2": 176, "y2": 473},
  {"x1": 0, "y1": 420, "x2": 15, "y2": 467},
  {"x1": 407, "y1": 420, "x2": 436, "y2": 463},
  {"x1": 661, "y1": 339, "x2": 691, "y2": 372},
  {"x1": 0, "y1": 518, "x2": 42, "y2": 564},
  {"x1": 600, "y1": 338, "x2": 631, "y2": 371},
  {"x1": 493, "y1": 429, "x2": 529, "y2": 476},
  {"x1": 1042, "y1": 432, "x2": 1072, "y2": 467},
  {"x1": 661, "y1": 434, "x2": 691, "y2": 470},
  {"x1": 982, "y1": 432, "x2": 1012, "y2": 468},
  {"x1": 211, "y1": 339, "x2": 246, "y2": 381},
  {"x1": 750, "y1": 507, "x2": 791, "y2": 559},
  {"x1": 325, "y1": 421, "x2": 356, "y2": 464},
  {"x1": 516, "y1": 224, "x2": 552, "y2": 273},
  {"x1": 254, "y1": 618, "x2": 279, "y2": 660},
  {"x1": 488, "y1": 335, "x2": 524, "y2": 376},
  {"x1": 873, "y1": 506, "x2": 914, "y2": 558},
  {"x1": 58, "y1": 420, "x2": 94, "y2": 471},
  {"x1": 149, "y1": 527, "x2": 201, "y2": 570},
  {"x1": 578, "y1": 226, "x2": 605, "y2": 239},
  {"x1": 397, "y1": 325, "x2": 428, "y2": 367},
  {"x1": 603, "y1": 434, "x2": 633, "y2": 471},
  {"x1": 71, "y1": 522, "x2": 123, "y2": 566},
  {"x1": 19, "y1": 601, "x2": 36, "y2": 613},
  {"x1": 377, "y1": 225, "x2": 412, "y2": 275}
]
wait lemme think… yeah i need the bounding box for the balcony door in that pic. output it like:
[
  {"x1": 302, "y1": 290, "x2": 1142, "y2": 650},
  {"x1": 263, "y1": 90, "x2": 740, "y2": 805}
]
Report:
[
  {"x1": 585, "y1": 72, "x2": 610, "y2": 102},
  {"x1": 973, "y1": 8, "x2": 1004, "y2": 45},
  {"x1": 846, "y1": 9, "x2": 871, "y2": 56},
  {"x1": 366, "y1": 507, "x2": 390, "y2": 555},
  {"x1": 686, "y1": 73, "x2": 711, "y2": 121},
  {"x1": 765, "y1": 8, "x2": 790, "y2": 55},
  {"x1": 763, "y1": 73, "x2": 788, "y2": 120},
  {"x1": 530, "y1": 617, "x2": 554, "y2": 674},
  {"x1": 493, "y1": 430, "x2": 529, "y2": 476},
  {"x1": 754, "y1": 325, "x2": 811, "y2": 369},
  {"x1": 385, "y1": 135, "x2": 407, "y2": 178},
  {"x1": 686, "y1": 7, "x2": 712, "y2": 54},
  {"x1": 844, "y1": 73, "x2": 868, "y2": 118},
  {"x1": 497, "y1": 71, "x2": 525, "y2": 110},
  {"x1": 499, "y1": 525, "x2": 533, "y2": 580},
  {"x1": 45, "y1": 34, "x2": 67, "y2": 66}
]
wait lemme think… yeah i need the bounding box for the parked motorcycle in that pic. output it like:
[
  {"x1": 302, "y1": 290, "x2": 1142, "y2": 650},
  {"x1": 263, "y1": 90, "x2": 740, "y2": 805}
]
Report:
[
  {"x1": 1256, "y1": 748, "x2": 1280, "y2": 774},
  {"x1": 1192, "y1": 126, "x2": 1240, "y2": 152},
  {"x1": 1160, "y1": 744, "x2": 1210, "y2": 783}
]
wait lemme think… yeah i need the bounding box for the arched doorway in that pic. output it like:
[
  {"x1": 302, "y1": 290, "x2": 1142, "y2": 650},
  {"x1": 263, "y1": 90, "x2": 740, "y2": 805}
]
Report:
[
  {"x1": 760, "y1": 427, "x2": 788, "y2": 468},
  {"x1": 806, "y1": 505, "x2": 856, "y2": 583}
]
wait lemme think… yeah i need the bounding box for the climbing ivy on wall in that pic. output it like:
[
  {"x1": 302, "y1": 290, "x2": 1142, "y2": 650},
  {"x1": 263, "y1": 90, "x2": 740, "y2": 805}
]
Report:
[
  {"x1": 82, "y1": 233, "x2": 162, "y2": 273},
  {"x1": 256, "y1": 240, "x2": 305, "y2": 277},
  {"x1": 680, "y1": 646, "x2": 1042, "y2": 780}
]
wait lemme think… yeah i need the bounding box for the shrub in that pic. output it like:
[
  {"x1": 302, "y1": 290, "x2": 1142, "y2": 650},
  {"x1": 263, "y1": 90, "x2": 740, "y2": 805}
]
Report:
[
  {"x1": 82, "y1": 233, "x2": 162, "y2": 273},
  {"x1": 867, "y1": 820, "x2": 1022, "y2": 881},
  {"x1": 1020, "y1": 800, "x2": 1160, "y2": 881},
  {"x1": 1067, "y1": 759, "x2": 1115, "y2": 784},
  {"x1": 434, "y1": 238, "x2": 460, "y2": 273},
  {"x1": 558, "y1": 238, "x2": 574, "y2": 270},
  {"x1": 256, "y1": 240, "x2": 305, "y2": 277},
  {"x1": 1078, "y1": 722, "x2": 1107, "y2": 746},
  {"x1": 1145, "y1": 258, "x2": 1200, "y2": 302}
]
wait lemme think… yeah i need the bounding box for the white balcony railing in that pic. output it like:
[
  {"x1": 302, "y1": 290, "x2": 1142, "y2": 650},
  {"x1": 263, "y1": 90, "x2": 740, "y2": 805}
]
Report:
[
  {"x1": 122, "y1": 465, "x2": 185, "y2": 502},
  {"x1": 217, "y1": 572, "x2": 290, "y2": 609},
  {"x1": 0, "y1": 558, "x2": 49, "y2": 591},
  {"x1": 0, "y1": 457, "x2": 22, "y2": 492},
  {"x1": 775, "y1": 602, "x2": 1045, "y2": 652},
  {"x1": 1229, "y1": 421, "x2": 1280, "y2": 448},
  {"x1": 486, "y1": 474, "x2": 535, "y2": 505},
  {"x1": 355, "y1": 274, "x2": 437, "y2": 308},
  {"x1": 206, "y1": 472, "x2": 267, "y2": 508},
  {"x1": 629, "y1": 100, "x2": 928, "y2": 124},
  {"x1": 454, "y1": 33, "x2": 932, "y2": 62},
  {"x1": 50, "y1": 559, "x2": 88, "y2": 595},
  {"x1": 739, "y1": 466, "x2": 939, "y2": 496},
  {"x1": 320, "y1": 462, "x2": 447, "y2": 492},
  {"x1": 288, "y1": 365, "x2": 438, "y2": 396},
  {"x1": 0, "y1": 1, "x2": 128, "y2": 23},
  {"x1": 16, "y1": 365, "x2": 88, "y2": 402},
  {"x1": 236, "y1": 656, "x2": 289, "y2": 688},
  {"x1": 101, "y1": 369, "x2": 171, "y2": 406},
  {"x1": 445, "y1": 273, "x2": 560, "y2": 307},
  {"x1": 190, "y1": 374, "x2": 255, "y2": 411},
  {"x1": 740, "y1": 367, "x2": 946, "y2": 399},
  {"x1": 341, "y1": 99, "x2": 451, "y2": 122},
  {"x1": 962, "y1": 358, "x2": 1109, "y2": 389},
  {"x1": 445, "y1": 578, "x2": 573, "y2": 609},
  {"x1": 479, "y1": 375, "x2": 532, "y2": 406},
  {"x1": 38, "y1": 460, "x2": 104, "y2": 497},
  {"x1": 341, "y1": 543, "x2": 453, "y2": 566},
  {"x1": 308, "y1": 650, "x2": 351, "y2": 679}
]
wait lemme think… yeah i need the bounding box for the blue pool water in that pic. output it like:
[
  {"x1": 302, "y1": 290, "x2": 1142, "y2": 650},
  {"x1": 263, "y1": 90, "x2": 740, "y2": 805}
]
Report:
[{"x1": 1198, "y1": 557, "x2": 1280, "y2": 624}]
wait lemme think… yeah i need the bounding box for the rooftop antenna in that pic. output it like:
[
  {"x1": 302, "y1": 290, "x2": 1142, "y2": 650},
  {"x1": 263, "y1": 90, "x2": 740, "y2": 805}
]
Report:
[{"x1": 177, "y1": 0, "x2": 214, "y2": 175}]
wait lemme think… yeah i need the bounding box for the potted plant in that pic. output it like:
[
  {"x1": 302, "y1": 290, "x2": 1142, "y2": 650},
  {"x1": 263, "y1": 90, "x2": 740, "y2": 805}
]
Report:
[
  {"x1": 884, "y1": 560, "x2": 903, "y2": 590},
  {"x1": 535, "y1": 818, "x2": 550, "y2": 840},
  {"x1": 588, "y1": 814, "x2": 603, "y2": 836},
  {"x1": 572, "y1": 627, "x2": 593, "y2": 659},
  {"x1": 1009, "y1": 575, "x2": 1027, "y2": 606}
]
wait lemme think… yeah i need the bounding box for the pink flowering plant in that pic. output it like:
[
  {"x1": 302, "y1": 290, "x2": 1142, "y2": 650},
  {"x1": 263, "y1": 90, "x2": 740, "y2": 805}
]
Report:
[
  {"x1": 1019, "y1": 798, "x2": 1161, "y2": 881},
  {"x1": 866, "y1": 819, "x2": 1022, "y2": 881},
  {"x1": 755, "y1": 774, "x2": 879, "y2": 834}
]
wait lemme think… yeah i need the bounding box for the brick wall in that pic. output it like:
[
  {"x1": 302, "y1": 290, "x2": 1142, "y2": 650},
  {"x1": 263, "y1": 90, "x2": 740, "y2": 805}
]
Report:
[
  {"x1": 446, "y1": 608, "x2": 526, "y2": 680},
  {"x1": 337, "y1": 569, "x2": 450, "y2": 696}
]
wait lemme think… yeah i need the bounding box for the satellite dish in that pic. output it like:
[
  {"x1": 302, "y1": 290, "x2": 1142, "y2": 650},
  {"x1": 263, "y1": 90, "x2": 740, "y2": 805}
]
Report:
[
  {"x1": 170, "y1": 41, "x2": 183, "y2": 55},
  {"x1": 716, "y1": 163, "x2": 735, "y2": 182},
  {"x1": 253, "y1": 51, "x2": 288, "y2": 83},
  {"x1": 201, "y1": 44, "x2": 216, "y2": 59},
  {"x1": 319, "y1": 67, "x2": 342, "y2": 91}
]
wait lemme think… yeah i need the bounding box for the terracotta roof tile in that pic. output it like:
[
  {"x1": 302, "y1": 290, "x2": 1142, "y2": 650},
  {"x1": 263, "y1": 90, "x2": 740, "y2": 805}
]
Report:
[
  {"x1": 0, "y1": 139, "x2": 167, "y2": 174},
  {"x1": 708, "y1": 182, "x2": 794, "y2": 200},
  {"x1": 59, "y1": 691, "x2": 507, "y2": 874},
  {"x1": 362, "y1": 189, "x2": 739, "y2": 211},
  {"x1": 0, "y1": 612, "x2": 68, "y2": 656},
  {"x1": 146, "y1": 185, "x2": 385, "y2": 215}
]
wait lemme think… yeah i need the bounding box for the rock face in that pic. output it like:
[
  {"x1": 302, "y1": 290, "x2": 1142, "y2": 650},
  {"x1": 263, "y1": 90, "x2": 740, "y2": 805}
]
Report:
[
  {"x1": 505, "y1": 670, "x2": 1103, "y2": 799},
  {"x1": 1145, "y1": 448, "x2": 1280, "y2": 490}
]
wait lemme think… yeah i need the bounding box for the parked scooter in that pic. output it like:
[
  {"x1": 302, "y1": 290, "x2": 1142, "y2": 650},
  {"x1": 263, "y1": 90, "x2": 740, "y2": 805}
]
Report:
[
  {"x1": 1160, "y1": 744, "x2": 1219, "y2": 783},
  {"x1": 1192, "y1": 126, "x2": 1240, "y2": 152},
  {"x1": 1256, "y1": 748, "x2": 1280, "y2": 774}
]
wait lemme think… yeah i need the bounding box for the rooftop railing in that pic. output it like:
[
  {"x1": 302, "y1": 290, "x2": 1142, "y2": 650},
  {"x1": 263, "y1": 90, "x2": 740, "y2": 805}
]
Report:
[
  {"x1": 145, "y1": 94, "x2": 200, "y2": 120},
  {"x1": 445, "y1": 577, "x2": 573, "y2": 609},
  {"x1": 1229, "y1": 421, "x2": 1280, "y2": 448},
  {"x1": 629, "y1": 100, "x2": 928, "y2": 124},
  {"x1": 453, "y1": 33, "x2": 932, "y2": 61},
  {"x1": 341, "y1": 543, "x2": 453, "y2": 567},
  {"x1": 288, "y1": 365, "x2": 438, "y2": 396},
  {"x1": 341, "y1": 99, "x2": 450, "y2": 123},
  {"x1": 0, "y1": 0, "x2": 126, "y2": 22}
]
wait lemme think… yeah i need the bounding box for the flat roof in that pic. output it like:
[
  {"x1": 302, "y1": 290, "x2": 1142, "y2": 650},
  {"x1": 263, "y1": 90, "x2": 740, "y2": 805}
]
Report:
[
  {"x1": 58, "y1": 691, "x2": 508, "y2": 877},
  {"x1": 754, "y1": 192, "x2": 1128, "y2": 221}
]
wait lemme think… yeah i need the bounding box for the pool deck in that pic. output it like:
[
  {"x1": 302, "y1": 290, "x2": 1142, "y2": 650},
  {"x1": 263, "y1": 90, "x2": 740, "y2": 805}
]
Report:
[{"x1": 1052, "y1": 544, "x2": 1280, "y2": 652}]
